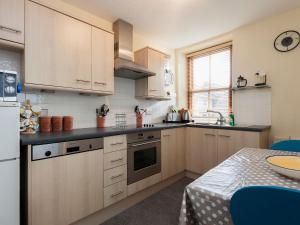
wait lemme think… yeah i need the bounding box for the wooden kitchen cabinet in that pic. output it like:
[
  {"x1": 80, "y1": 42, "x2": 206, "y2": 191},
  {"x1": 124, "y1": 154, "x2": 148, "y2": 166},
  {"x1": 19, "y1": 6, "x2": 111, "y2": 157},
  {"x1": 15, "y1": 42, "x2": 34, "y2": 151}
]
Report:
[
  {"x1": 25, "y1": 1, "x2": 114, "y2": 95},
  {"x1": 31, "y1": 155, "x2": 67, "y2": 225},
  {"x1": 186, "y1": 127, "x2": 269, "y2": 175},
  {"x1": 65, "y1": 150, "x2": 103, "y2": 224},
  {"x1": 161, "y1": 128, "x2": 185, "y2": 180},
  {"x1": 186, "y1": 128, "x2": 218, "y2": 174},
  {"x1": 202, "y1": 129, "x2": 219, "y2": 171},
  {"x1": 92, "y1": 27, "x2": 114, "y2": 93},
  {"x1": 30, "y1": 150, "x2": 103, "y2": 225},
  {"x1": 135, "y1": 47, "x2": 170, "y2": 99},
  {"x1": 0, "y1": 0, "x2": 24, "y2": 45},
  {"x1": 217, "y1": 129, "x2": 267, "y2": 163},
  {"x1": 25, "y1": 1, "x2": 91, "y2": 90}
]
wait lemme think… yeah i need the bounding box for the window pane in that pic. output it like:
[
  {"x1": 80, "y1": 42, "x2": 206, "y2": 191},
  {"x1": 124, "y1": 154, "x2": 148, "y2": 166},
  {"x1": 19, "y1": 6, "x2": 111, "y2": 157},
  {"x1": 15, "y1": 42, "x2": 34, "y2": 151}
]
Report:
[
  {"x1": 193, "y1": 56, "x2": 209, "y2": 90},
  {"x1": 192, "y1": 92, "x2": 208, "y2": 117},
  {"x1": 209, "y1": 90, "x2": 230, "y2": 118},
  {"x1": 210, "y1": 50, "x2": 231, "y2": 88}
]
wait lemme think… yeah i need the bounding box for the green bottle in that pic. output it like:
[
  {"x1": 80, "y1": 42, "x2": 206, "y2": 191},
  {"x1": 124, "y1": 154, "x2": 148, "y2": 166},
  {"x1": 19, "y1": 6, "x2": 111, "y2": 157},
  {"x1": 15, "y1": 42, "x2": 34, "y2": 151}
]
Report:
[{"x1": 229, "y1": 113, "x2": 235, "y2": 126}]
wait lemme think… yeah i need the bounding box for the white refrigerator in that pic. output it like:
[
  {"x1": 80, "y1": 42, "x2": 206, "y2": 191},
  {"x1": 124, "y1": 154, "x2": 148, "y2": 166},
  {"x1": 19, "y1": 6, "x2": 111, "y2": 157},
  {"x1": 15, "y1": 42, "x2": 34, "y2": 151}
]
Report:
[{"x1": 0, "y1": 102, "x2": 20, "y2": 225}]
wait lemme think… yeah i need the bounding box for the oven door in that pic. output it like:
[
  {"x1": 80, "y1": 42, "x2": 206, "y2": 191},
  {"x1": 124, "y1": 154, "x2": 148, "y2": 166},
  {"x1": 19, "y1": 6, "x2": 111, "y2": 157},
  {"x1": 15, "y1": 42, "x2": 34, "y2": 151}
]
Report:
[{"x1": 127, "y1": 139, "x2": 161, "y2": 185}]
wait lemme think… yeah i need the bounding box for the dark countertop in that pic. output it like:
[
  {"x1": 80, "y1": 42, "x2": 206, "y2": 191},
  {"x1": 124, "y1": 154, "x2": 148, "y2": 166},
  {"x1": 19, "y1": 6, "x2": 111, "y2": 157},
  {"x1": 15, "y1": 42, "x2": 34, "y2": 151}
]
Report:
[
  {"x1": 20, "y1": 123, "x2": 271, "y2": 146},
  {"x1": 20, "y1": 123, "x2": 185, "y2": 146},
  {"x1": 186, "y1": 123, "x2": 271, "y2": 132}
]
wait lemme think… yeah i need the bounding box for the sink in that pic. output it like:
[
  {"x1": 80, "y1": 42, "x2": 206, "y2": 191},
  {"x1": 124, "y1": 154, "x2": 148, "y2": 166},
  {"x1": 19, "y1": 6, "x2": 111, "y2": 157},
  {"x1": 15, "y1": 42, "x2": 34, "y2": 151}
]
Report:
[{"x1": 190, "y1": 122, "x2": 231, "y2": 127}]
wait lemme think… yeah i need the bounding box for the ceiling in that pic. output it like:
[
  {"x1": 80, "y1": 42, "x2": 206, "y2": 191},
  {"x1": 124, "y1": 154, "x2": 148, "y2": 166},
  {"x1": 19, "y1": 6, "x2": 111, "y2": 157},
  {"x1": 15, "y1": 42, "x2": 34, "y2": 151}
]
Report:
[{"x1": 63, "y1": 0, "x2": 300, "y2": 49}]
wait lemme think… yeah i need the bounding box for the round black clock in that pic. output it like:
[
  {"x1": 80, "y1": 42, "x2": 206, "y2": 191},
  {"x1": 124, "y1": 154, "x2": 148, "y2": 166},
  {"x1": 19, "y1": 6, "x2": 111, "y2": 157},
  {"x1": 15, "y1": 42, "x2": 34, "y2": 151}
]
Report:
[{"x1": 274, "y1": 30, "x2": 300, "y2": 52}]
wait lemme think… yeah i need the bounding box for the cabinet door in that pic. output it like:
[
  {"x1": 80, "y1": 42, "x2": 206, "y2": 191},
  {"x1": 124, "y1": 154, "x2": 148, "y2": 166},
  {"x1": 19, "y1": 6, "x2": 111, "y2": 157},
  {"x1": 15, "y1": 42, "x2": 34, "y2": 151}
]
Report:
[
  {"x1": 162, "y1": 128, "x2": 185, "y2": 180},
  {"x1": 186, "y1": 127, "x2": 203, "y2": 174},
  {"x1": 201, "y1": 129, "x2": 218, "y2": 173},
  {"x1": 161, "y1": 129, "x2": 177, "y2": 180},
  {"x1": 92, "y1": 27, "x2": 114, "y2": 93},
  {"x1": 147, "y1": 49, "x2": 164, "y2": 97},
  {"x1": 217, "y1": 130, "x2": 260, "y2": 163},
  {"x1": 186, "y1": 128, "x2": 218, "y2": 174},
  {"x1": 175, "y1": 128, "x2": 186, "y2": 173},
  {"x1": 31, "y1": 157, "x2": 67, "y2": 225},
  {"x1": 25, "y1": 1, "x2": 92, "y2": 90},
  {"x1": 0, "y1": 0, "x2": 24, "y2": 44},
  {"x1": 65, "y1": 150, "x2": 103, "y2": 224}
]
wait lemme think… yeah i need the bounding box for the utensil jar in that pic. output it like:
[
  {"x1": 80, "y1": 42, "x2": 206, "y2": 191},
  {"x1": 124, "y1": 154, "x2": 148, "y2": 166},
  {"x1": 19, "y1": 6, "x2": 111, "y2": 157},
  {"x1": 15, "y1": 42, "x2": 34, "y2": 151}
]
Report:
[
  {"x1": 97, "y1": 116, "x2": 105, "y2": 128},
  {"x1": 136, "y1": 114, "x2": 143, "y2": 128}
]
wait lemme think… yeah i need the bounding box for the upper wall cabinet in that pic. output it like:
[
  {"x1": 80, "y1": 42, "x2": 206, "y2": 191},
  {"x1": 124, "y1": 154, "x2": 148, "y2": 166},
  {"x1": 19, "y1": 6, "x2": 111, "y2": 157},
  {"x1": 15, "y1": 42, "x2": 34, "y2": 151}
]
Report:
[
  {"x1": 25, "y1": 1, "x2": 114, "y2": 95},
  {"x1": 135, "y1": 47, "x2": 171, "y2": 100},
  {"x1": 92, "y1": 27, "x2": 114, "y2": 94},
  {"x1": 0, "y1": 0, "x2": 24, "y2": 45}
]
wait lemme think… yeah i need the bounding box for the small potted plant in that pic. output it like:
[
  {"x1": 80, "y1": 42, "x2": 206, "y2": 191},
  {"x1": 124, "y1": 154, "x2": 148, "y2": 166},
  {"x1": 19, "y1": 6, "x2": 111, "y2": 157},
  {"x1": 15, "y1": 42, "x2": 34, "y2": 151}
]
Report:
[
  {"x1": 134, "y1": 105, "x2": 147, "y2": 128},
  {"x1": 96, "y1": 104, "x2": 109, "y2": 128}
]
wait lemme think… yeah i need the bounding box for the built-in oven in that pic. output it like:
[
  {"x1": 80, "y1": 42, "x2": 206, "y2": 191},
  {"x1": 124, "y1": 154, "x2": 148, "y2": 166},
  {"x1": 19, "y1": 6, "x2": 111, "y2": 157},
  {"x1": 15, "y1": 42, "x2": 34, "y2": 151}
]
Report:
[{"x1": 127, "y1": 131, "x2": 161, "y2": 185}]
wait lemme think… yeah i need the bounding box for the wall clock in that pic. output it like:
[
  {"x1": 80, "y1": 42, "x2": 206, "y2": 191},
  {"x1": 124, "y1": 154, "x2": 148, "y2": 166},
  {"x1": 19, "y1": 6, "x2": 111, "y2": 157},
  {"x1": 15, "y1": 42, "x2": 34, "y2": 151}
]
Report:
[{"x1": 274, "y1": 30, "x2": 300, "y2": 52}]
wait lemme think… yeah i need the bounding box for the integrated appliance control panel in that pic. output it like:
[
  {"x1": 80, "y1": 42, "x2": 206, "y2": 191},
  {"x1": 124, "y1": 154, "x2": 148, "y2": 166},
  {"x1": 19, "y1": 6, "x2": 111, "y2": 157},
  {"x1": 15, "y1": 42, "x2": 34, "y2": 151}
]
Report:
[{"x1": 32, "y1": 138, "x2": 104, "y2": 161}]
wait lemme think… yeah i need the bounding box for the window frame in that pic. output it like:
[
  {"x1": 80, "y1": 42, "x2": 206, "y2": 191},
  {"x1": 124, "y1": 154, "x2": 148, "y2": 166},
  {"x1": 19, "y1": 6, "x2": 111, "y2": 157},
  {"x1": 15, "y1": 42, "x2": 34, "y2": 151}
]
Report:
[{"x1": 187, "y1": 42, "x2": 232, "y2": 118}]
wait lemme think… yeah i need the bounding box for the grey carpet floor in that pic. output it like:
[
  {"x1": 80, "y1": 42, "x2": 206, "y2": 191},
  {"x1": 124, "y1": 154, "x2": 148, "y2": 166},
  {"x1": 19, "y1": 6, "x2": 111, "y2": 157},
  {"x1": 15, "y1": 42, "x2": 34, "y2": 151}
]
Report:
[{"x1": 100, "y1": 177, "x2": 193, "y2": 225}]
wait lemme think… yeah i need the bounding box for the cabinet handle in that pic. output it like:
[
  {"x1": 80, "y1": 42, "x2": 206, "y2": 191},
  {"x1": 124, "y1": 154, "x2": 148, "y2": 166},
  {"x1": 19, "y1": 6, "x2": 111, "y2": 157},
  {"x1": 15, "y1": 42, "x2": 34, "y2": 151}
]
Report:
[
  {"x1": 110, "y1": 157, "x2": 124, "y2": 163},
  {"x1": 149, "y1": 89, "x2": 158, "y2": 91},
  {"x1": 76, "y1": 79, "x2": 91, "y2": 83},
  {"x1": 219, "y1": 134, "x2": 230, "y2": 138},
  {"x1": 111, "y1": 190, "x2": 124, "y2": 198},
  {"x1": 0, "y1": 25, "x2": 21, "y2": 34},
  {"x1": 111, "y1": 173, "x2": 124, "y2": 179},
  {"x1": 111, "y1": 142, "x2": 124, "y2": 146},
  {"x1": 162, "y1": 134, "x2": 171, "y2": 137},
  {"x1": 94, "y1": 82, "x2": 107, "y2": 85},
  {"x1": 204, "y1": 133, "x2": 216, "y2": 136}
]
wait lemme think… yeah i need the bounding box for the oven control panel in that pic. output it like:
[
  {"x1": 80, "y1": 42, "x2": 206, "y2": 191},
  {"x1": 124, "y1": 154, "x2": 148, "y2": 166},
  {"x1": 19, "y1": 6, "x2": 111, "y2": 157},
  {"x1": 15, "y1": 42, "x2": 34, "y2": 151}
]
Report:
[{"x1": 127, "y1": 131, "x2": 161, "y2": 144}]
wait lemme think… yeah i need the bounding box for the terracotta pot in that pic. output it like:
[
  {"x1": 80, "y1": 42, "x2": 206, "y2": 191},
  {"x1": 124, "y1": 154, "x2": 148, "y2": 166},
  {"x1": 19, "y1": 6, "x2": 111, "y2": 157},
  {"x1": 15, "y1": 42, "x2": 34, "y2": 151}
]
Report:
[
  {"x1": 63, "y1": 116, "x2": 73, "y2": 131},
  {"x1": 136, "y1": 114, "x2": 143, "y2": 128},
  {"x1": 51, "y1": 116, "x2": 63, "y2": 132},
  {"x1": 39, "y1": 116, "x2": 52, "y2": 133},
  {"x1": 97, "y1": 116, "x2": 105, "y2": 128}
]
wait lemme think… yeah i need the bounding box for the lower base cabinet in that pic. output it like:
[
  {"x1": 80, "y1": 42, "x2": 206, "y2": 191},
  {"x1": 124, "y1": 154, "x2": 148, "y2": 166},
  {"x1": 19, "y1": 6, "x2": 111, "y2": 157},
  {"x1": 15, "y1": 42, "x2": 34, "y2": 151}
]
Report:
[
  {"x1": 186, "y1": 127, "x2": 269, "y2": 175},
  {"x1": 30, "y1": 150, "x2": 103, "y2": 225},
  {"x1": 161, "y1": 128, "x2": 185, "y2": 180}
]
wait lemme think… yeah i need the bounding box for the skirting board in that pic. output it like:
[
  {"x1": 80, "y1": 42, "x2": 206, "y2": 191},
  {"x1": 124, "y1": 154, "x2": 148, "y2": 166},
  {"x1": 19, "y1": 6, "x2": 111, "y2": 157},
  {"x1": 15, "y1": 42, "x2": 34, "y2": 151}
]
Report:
[
  {"x1": 72, "y1": 172, "x2": 185, "y2": 225},
  {"x1": 185, "y1": 171, "x2": 201, "y2": 180}
]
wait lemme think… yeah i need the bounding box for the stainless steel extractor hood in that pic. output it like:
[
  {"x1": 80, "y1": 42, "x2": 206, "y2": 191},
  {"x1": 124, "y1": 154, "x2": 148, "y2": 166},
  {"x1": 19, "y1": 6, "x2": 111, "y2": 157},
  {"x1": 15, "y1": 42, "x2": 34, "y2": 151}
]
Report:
[{"x1": 113, "y1": 19, "x2": 155, "y2": 80}]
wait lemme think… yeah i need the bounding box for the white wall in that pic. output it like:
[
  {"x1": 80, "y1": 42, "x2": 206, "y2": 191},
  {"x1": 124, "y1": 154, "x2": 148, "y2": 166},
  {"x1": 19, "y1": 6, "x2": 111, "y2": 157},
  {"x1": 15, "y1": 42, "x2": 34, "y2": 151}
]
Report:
[{"x1": 176, "y1": 7, "x2": 300, "y2": 140}]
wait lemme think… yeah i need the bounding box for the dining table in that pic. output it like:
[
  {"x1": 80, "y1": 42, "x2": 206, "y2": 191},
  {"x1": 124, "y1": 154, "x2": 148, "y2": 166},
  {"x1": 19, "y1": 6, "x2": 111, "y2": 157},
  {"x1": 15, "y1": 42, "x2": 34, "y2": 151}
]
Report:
[{"x1": 179, "y1": 148, "x2": 300, "y2": 225}]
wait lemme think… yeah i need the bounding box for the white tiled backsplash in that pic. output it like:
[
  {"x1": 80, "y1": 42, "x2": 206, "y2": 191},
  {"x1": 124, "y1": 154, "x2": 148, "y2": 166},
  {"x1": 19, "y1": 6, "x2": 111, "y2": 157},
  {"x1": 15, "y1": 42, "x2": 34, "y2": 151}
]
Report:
[{"x1": 0, "y1": 49, "x2": 175, "y2": 128}]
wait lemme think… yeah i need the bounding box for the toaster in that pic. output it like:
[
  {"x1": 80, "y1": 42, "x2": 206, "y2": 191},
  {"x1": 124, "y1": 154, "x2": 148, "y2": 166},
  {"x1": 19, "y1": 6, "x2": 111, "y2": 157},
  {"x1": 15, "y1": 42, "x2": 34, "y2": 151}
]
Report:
[{"x1": 0, "y1": 70, "x2": 17, "y2": 102}]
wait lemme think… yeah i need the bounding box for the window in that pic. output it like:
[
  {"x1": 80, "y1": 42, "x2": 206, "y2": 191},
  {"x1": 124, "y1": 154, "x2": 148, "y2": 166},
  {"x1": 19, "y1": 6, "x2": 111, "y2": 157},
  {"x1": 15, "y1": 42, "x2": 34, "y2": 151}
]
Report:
[{"x1": 187, "y1": 43, "x2": 232, "y2": 123}]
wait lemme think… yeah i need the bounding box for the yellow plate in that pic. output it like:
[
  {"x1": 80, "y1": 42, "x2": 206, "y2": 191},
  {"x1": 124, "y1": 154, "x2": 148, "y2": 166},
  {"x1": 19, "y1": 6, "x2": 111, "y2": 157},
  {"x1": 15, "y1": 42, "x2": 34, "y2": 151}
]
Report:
[{"x1": 266, "y1": 155, "x2": 300, "y2": 179}]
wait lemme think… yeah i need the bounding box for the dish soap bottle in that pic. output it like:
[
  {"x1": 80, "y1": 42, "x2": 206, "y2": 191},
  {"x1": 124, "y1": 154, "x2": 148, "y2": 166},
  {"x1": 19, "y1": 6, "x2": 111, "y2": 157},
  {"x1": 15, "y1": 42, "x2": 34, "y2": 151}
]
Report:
[{"x1": 229, "y1": 112, "x2": 235, "y2": 126}]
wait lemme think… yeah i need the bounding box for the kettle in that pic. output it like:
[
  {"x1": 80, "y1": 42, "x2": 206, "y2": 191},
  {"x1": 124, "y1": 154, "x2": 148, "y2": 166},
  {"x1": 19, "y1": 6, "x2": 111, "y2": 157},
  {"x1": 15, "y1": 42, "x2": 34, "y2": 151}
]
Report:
[
  {"x1": 182, "y1": 110, "x2": 191, "y2": 121},
  {"x1": 237, "y1": 75, "x2": 247, "y2": 88}
]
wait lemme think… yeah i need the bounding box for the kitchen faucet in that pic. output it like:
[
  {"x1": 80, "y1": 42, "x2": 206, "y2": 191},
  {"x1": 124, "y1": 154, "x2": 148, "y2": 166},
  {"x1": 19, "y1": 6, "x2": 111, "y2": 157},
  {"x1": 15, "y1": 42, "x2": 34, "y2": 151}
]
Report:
[{"x1": 207, "y1": 110, "x2": 226, "y2": 125}]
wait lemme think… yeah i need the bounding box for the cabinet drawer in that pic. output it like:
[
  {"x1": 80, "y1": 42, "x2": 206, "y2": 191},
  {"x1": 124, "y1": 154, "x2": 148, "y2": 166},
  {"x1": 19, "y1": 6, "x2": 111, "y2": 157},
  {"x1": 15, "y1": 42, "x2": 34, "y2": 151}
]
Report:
[
  {"x1": 104, "y1": 165, "x2": 127, "y2": 187},
  {"x1": 104, "y1": 135, "x2": 127, "y2": 153},
  {"x1": 104, "y1": 150, "x2": 127, "y2": 170},
  {"x1": 104, "y1": 180, "x2": 127, "y2": 207}
]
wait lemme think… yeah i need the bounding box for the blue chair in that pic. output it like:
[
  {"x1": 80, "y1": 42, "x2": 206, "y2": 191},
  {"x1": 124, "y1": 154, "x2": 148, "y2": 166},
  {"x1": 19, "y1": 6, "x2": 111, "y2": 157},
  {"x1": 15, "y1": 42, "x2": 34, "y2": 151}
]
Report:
[
  {"x1": 270, "y1": 140, "x2": 300, "y2": 152},
  {"x1": 230, "y1": 186, "x2": 300, "y2": 225}
]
